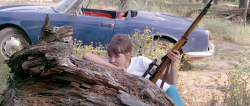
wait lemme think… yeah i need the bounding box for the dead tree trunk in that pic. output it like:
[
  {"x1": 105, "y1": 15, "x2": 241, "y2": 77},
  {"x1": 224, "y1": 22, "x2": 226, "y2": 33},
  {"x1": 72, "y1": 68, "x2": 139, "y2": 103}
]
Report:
[
  {"x1": 202, "y1": 0, "x2": 209, "y2": 3},
  {"x1": 0, "y1": 14, "x2": 177, "y2": 106},
  {"x1": 214, "y1": 0, "x2": 222, "y2": 5},
  {"x1": 119, "y1": 0, "x2": 129, "y2": 11},
  {"x1": 239, "y1": 0, "x2": 250, "y2": 9}
]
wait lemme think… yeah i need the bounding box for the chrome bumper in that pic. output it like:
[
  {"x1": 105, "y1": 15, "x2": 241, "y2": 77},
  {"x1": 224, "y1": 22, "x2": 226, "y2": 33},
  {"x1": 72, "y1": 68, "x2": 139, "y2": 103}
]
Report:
[{"x1": 184, "y1": 43, "x2": 215, "y2": 60}]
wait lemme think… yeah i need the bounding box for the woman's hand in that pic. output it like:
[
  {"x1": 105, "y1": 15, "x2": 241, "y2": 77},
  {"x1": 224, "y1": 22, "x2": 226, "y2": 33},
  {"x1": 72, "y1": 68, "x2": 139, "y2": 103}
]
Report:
[
  {"x1": 114, "y1": 66, "x2": 127, "y2": 72},
  {"x1": 167, "y1": 50, "x2": 180, "y2": 63}
]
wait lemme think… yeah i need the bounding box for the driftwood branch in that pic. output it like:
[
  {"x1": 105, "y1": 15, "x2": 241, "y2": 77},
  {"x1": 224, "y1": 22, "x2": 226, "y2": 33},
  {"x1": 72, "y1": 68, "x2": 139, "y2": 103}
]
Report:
[
  {"x1": 0, "y1": 14, "x2": 177, "y2": 106},
  {"x1": 243, "y1": 0, "x2": 249, "y2": 27},
  {"x1": 185, "y1": 8, "x2": 250, "y2": 21}
]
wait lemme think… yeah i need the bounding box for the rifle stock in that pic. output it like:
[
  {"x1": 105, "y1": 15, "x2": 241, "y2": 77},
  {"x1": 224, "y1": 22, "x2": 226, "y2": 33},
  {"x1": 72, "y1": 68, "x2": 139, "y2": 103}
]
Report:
[{"x1": 149, "y1": 0, "x2": 213, "y2": 83}]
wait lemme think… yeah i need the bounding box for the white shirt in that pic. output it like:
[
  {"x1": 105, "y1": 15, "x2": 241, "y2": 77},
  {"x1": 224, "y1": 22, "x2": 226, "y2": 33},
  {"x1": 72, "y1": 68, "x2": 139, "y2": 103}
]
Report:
[{"x1": 106, "y1": 56, "x2": 170, "y2": 91}]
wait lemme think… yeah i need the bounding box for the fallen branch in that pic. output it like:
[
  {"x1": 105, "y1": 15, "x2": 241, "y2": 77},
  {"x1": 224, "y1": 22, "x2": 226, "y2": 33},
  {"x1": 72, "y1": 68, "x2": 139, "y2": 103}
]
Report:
[{"x1": 186, "y1": 8, "x2": 250, "y2": 20}]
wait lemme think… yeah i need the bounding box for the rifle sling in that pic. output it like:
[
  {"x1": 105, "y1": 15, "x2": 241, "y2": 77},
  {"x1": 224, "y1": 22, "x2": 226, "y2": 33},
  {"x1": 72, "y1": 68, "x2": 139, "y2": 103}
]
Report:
[{"x1": 160, "y1": 62, "x2": 171, "y2": 89}]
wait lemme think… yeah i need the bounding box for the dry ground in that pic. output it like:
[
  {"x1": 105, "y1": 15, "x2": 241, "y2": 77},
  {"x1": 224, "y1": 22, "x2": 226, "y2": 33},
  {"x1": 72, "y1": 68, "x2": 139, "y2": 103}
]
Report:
[{"x1": 178, "y1": 40, "x2": 250, "y2": 105}]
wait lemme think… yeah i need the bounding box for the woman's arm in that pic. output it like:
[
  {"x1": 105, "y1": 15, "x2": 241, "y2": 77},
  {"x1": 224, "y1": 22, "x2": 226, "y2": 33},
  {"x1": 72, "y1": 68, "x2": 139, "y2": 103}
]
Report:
[
  {"x1": 82, "y1": 53, "x2": 126, "y2": 71},
  {"x1": 165, "y1": 50, "x2": 180, "y2": 85},
  {"x1": 150, "y1": 50, "x2": 180, "y2": 85}
]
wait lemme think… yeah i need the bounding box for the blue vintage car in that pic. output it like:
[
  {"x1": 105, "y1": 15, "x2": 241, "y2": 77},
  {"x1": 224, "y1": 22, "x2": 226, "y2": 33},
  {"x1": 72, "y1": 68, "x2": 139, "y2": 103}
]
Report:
[{"x1": 0, "y1": 0, "x2": 214, "y2": 60}]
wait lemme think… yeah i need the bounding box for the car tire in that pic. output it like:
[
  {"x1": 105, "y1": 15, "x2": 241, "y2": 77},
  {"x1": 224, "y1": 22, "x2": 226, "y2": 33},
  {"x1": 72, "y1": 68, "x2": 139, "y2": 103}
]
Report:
[
  {"x1": 157, "y1": 38, "x2": 174, "y2": 47},
  {"x1": 156, "y1": 38, "x2": 175, "y2": 51},
  {"x1": 0, "y1": 27, "x2": 30, "y2": 60}
]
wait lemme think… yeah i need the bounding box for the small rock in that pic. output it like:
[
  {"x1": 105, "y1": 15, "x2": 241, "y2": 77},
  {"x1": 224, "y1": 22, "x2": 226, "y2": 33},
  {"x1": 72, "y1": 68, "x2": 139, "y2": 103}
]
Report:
[{"x1": 0, "y1": 90, "x2": 4, "y2": 95}]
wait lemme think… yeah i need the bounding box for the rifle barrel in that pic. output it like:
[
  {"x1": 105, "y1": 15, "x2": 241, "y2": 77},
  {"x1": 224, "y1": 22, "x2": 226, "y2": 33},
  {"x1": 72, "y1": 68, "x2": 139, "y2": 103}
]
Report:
[{"x1": 150, "y1": 0, "x2": 213, "y2": 83}]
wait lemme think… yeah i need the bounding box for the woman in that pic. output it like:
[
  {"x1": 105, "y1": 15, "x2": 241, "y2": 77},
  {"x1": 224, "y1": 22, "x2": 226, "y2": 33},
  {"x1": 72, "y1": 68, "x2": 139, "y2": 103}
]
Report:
[{"x1": 83, "y1": 34, "x2": 183, "y2": 106}]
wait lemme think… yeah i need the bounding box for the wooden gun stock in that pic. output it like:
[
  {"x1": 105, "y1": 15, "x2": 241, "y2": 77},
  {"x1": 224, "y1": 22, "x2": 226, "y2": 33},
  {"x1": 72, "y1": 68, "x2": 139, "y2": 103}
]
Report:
[{"x1": 149, "y1": 0, "x2": 213, "y2": 83}]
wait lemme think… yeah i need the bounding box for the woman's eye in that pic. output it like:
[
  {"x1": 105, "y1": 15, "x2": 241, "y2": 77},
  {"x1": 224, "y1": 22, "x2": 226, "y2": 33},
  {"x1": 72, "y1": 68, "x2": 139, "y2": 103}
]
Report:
[{"x1": 115, "y1": 55, "x2": 120, "y2": 58}]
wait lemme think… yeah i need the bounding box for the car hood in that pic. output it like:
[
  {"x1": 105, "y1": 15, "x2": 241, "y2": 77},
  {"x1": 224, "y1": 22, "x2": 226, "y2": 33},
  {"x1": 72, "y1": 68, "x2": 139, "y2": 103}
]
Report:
[
  {"x1": 0, "y1": 4, "x2": 55, "y2": 13},
  {"x1": 137, "y1": 11, "x2": 193, "y2": 25},
  {"x1": 155, "y1": 13, "x2": 193, "y2": 24}
]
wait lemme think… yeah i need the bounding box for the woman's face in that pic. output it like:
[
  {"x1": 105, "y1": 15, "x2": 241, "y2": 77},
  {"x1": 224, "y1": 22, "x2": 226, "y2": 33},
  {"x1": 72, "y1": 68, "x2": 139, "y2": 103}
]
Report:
[{"x1": 108, "y1": 53, "x2": 130, "y2": 68}]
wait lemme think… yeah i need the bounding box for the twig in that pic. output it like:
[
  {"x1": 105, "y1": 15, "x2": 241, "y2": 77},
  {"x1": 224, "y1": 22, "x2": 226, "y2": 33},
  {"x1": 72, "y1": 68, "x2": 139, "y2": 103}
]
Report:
[
  {"x1": 130, "y1": 0, "x2": 138, "y2": 6},
  {"x1": 243, "y1": 0, "x2": 249, "y2": 27},
  {"x1": 223, "y1": 14, "x2": 236, "y2": 21}
]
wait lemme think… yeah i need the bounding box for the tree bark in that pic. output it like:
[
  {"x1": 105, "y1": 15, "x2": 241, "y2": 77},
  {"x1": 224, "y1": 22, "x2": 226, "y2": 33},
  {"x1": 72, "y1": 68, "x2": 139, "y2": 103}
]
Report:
[
  {"x1": 0, "y1": 14, "x2": 177, "y2": 106},
  {"x1": 189, "y1": 0, "x2": 196, "y2": 3},
  {"x1": 119, "y1": 0, "x2": 129, "y2": 11},
  {"x1": 239, "y1": 0, "x2": 250, "y2": 9},
  {"x1": 214, "y1": 0, "x2": 222, "y2": 4},
  {"x1": 203, "y1": 0, "x2": 209, "y2": 3},
  {"x1": 243, "y1": 0, "x2": 249, "y2": 27}
]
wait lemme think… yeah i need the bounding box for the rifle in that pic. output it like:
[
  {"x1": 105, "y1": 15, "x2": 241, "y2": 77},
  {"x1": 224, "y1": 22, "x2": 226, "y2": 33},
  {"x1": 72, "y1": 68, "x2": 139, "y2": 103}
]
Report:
[{"x1": 142, "y1": 0, "x2": 213, "y2": 84}]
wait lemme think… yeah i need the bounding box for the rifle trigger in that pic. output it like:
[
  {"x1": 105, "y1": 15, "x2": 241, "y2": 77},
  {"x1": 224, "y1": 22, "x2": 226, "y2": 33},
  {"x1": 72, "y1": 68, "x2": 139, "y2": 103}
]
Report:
[
  {"x1": 148, "y1": 59, "x2": 158, "y2": 75},
  {"x1": 142, "y1": 59, "x2": 157, "y2": 77}
]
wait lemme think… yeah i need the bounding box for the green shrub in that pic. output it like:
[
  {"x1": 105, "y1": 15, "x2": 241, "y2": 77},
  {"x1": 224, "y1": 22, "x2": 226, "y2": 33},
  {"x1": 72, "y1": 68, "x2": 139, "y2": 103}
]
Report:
[
  {"x1": 73, "y1": 27, "x2": 174, "y2": 63},
  {"x1": 0, "y1": 60, "x2": 11, "y2": 100},
  {"x1": 206, "y1": 49, "x2": 250, "y2": 106},
  {"x1": 73, "y1": 39, "x2": 108, "y2": 59}
]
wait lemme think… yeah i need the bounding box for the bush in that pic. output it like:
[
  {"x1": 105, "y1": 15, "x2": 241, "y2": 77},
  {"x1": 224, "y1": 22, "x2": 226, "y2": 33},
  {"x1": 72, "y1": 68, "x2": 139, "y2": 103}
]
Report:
[
  {"x1": 73, "y1": 27, "x2": 176, "y2": 63},
  {"x1": 0, "y1": 60, "x2": 11, "y2": 100},
  {"x1": 206, "y1": 49, "x2": 250, "y2": 105}
]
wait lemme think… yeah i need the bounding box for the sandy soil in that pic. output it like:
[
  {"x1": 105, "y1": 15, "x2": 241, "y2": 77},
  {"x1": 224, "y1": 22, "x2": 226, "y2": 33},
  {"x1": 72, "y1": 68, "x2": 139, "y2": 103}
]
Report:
[{"x1": 178, "y1": 40, "x2": 250, "y2": 105}]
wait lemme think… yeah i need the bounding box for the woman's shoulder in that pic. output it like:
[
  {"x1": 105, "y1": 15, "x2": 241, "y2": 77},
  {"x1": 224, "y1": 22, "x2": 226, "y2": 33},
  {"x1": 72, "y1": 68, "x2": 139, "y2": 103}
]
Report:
[
  {"x1": 132, "y1": 56, "x2": 147, "y2": 59},
  {"x1": 132, "y1": 56, "x2": 152, "y2": 62}
]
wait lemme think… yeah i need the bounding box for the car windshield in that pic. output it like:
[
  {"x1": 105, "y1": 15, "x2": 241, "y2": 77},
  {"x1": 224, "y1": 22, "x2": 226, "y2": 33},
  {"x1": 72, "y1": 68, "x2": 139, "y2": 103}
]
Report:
[{"x1": 53, "y1": 0, "x2": 84, "y2": 13}]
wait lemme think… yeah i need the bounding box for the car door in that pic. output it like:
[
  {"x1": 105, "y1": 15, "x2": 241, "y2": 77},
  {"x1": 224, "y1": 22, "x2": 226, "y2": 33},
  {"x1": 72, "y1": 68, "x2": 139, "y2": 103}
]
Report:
[
  {"x1": 73, "y1": 15, "x2": 115, "y2": 46},
  {"x1": 50, "y1": 14, "x2": 115, "y2": 46}
]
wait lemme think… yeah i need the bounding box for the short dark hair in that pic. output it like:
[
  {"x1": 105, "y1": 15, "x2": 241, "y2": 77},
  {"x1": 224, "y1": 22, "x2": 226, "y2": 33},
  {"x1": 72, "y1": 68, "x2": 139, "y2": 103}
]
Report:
[{"x1": 107, "y1": 34, "x2": 133, "y2": 55}]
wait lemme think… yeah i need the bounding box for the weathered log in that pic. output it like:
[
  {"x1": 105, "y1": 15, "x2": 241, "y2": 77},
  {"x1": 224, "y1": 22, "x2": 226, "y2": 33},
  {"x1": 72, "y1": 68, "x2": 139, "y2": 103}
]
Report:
[
  {"x1": 185, "y1": 8, "x2": 250, "y2": 19},
  {"x1": 0, "y1": 14, "x2": 177, "y2": 106},
  {"x1": 224, "y1": 14, "x2": 237, "y2": 21}
]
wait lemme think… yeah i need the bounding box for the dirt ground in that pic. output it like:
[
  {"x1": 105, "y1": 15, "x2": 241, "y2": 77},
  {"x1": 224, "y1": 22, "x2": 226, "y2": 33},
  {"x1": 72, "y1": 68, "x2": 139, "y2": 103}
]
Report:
[{"x1": 178, "y1": 40, "x2": 250, "y2": 105}]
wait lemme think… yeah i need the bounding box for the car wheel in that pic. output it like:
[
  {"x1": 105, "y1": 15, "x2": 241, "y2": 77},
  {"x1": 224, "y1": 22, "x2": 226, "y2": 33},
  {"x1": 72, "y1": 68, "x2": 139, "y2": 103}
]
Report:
[
  {"x1": 156, "y1": 38, "x2": 175, "y2": 50},
  {"x1": 0, "y1": 27, "x2": 30, "y2": 60}
]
